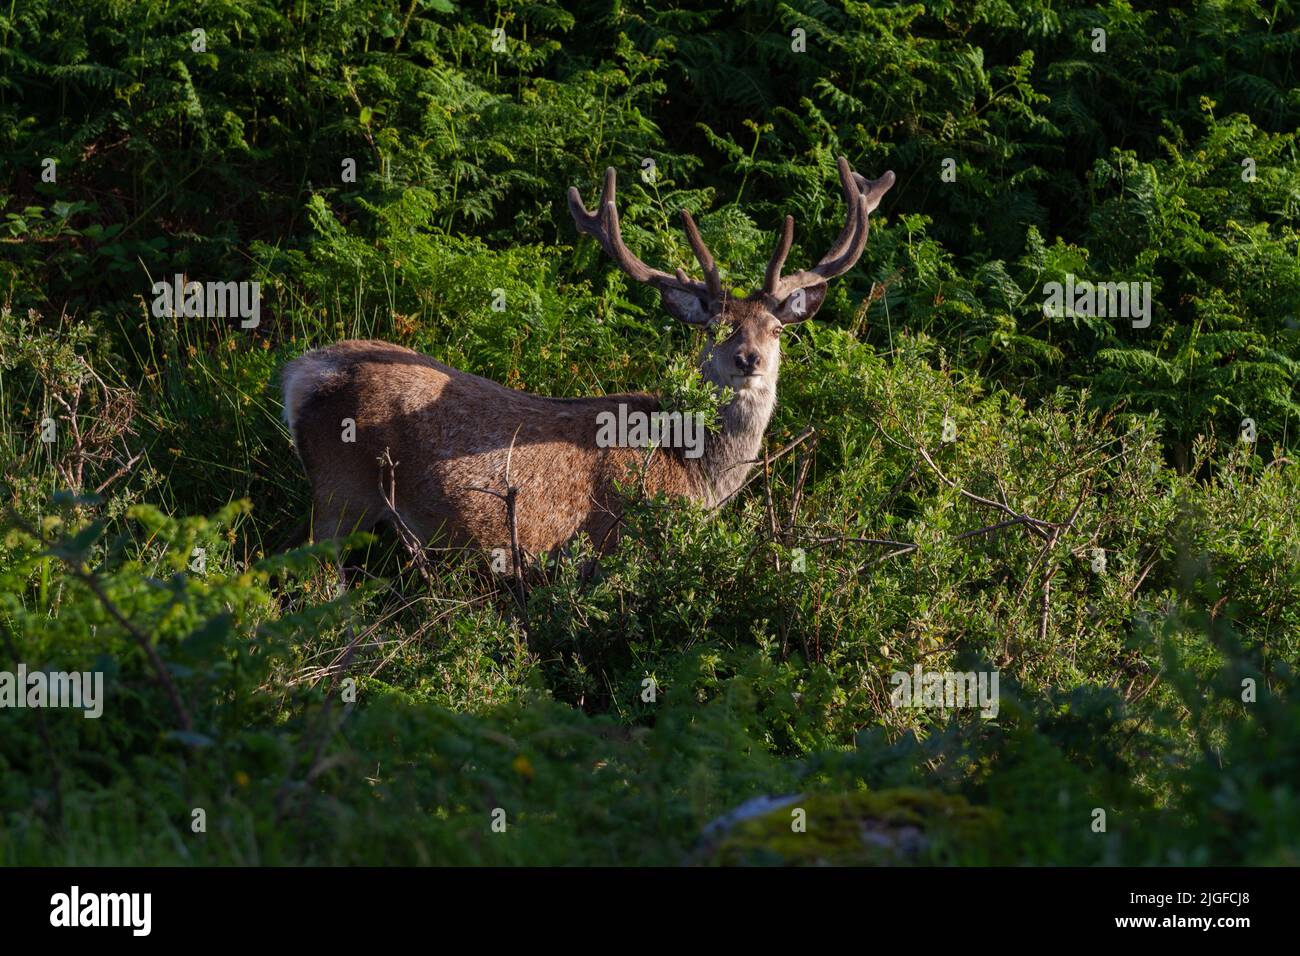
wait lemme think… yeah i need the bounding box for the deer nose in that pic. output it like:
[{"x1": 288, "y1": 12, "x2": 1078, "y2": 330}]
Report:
[{"x1": 735, "y1": 350, "x2": 761, "y2": 374}]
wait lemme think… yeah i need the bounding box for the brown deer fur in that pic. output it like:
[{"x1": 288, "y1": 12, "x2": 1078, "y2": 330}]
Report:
[{"x1": 282, "y1": 158, "x2": 894, "y2": 561}]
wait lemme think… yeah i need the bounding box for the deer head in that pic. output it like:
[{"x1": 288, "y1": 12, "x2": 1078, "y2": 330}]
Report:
[{"x1": 567, "y1": 157, "x2": 896, "y2": 405}]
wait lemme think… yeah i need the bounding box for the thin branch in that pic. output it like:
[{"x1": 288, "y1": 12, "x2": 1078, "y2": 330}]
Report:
[
  {"x1": 716, "y1": 426, "x2": 816, "y2": 508},
  {"x1": 787, "y1": 440, "x2": 815, "y2": 536},
  {"x1": 376, "y1": 448, "x2": 434, "y2": 585},
  {"x1": 915, "y1": 443, "x2": 1056, "y2": 538},
  {"x1": 798, "y1": 534, "x2": 916, "y2": 550},
  {"x1": 467, "y1": 425, "x2": 529, "y2": 620},
  {"x1": 69, "y1": 564, "x2": 192, "y2": 732}
]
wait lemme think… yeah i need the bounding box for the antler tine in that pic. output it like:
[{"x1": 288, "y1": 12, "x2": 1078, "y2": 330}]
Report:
[
  {"x1": 820, "y1": 155, "x2": 867, "y2": 264},
  {"x1": 600, "y1": 164, "x2": 617, "y2": 209},
  {"x1": 567, "y1": 169, "x2": 661, "y2": 286},
  {"x1": 680, "y1": 209, "x2": 723, "y2": 300},
  {"x1": 568, "y1": 167, "x2": 722, "y2": 305},
  {"x1": 786, "y1": 157, "x2": 867, "y2": 288},
  {"x1": 762, "y1": 215, "x2": 795, "y2": 295},
  {"x1": 810, "y1": 191, "x2": 870, "y2": 282},
  {"x1": 765, "y1": 157, "x2": 893, "y2": 301},
  {"x1": 597, "y1": 192, "x2": 658, "y2": 284}
]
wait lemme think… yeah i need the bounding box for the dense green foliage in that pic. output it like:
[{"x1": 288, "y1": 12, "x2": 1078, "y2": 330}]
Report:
[{"x1": 1, "y1": 0, "x2": 1298, "y2": 864}]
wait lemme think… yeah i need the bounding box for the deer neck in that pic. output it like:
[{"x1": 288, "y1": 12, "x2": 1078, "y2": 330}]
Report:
[{"x1": 690, "y1": 370, "x2": 778, "y2": 507}]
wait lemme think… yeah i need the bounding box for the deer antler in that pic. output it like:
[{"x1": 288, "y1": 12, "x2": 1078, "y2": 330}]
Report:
[
  {"x1": 760, "y1": 156, "x2": 895, "y2": 305},
  {"x1": 568, "y1": 167, "x2": 724, "y2": 322}
]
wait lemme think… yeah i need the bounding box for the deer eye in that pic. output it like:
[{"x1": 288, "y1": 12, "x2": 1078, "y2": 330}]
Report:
[{"x1": 771, "y1": 325, "x2": 783, "y2": 338}]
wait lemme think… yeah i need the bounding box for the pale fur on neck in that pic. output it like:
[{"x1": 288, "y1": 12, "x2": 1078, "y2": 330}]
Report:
[{"x1": 688, "y1": 368, "x2": 779, "y2": 507}]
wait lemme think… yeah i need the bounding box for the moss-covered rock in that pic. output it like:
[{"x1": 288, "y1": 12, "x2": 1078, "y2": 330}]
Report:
[{"x1": 703, "y1": 789, "x2": 1002, "y2": 866}]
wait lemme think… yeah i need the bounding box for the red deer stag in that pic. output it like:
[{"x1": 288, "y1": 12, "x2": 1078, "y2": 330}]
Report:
[{"x1": 282, "y1": 158, "x2": 894, "y2": 562}]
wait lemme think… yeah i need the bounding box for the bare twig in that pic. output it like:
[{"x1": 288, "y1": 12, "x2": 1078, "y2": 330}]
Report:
[
  {"x1": 376, "y1": 448, "x2": 434, "y2": 585},
  {"x1": 762, "y1": 449, "x2": 779, "y2": 538},
  {"x1": 70, "y1": 564, "x2": 192, "y2": 732},
  {"x1": 467, "y1": 425, "x2": 529, "y2": 620},
  {"x1": 953, "y1": 516, "x2": 1031, "y2": 541},
  {"x1": 787, "y1": 440, "x2": 815, "y2": 536},
  {"x1": 1013, "y1": 490, "x2": 1087, "y2": 603},
  {"x1": 1126, "y1": 550, "x2": 1160, "y2": 601},
  {"x1": 93, "y1": 448, "x2": 143, "y2": 495},
  {"x1": 860, "y1": 546, "x2": 921, "y2": 569},
  {"x1": 799, "y1": 534, "x2": 916, "y2": 550},
  {"x1": 800, "y1": 513, "x2": 1040, "y2": 571},
  {"x1": 915, "y1": 443, "x2": 1057, "y2": 538},
  {"x1": 716, "y1": 426, "x2": 816, "y2": 508},
  {"x1": 1039, "y1": 573, "x2": 1053, "y2": 645}
]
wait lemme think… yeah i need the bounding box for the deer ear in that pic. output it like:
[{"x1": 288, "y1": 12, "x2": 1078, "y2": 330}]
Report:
[
  {"x1": 659, "y1": 287, "x2": 714, "y2": 326},
  {"x1": 772, "y1": 282, "x2": 828, "y2": 324}
]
